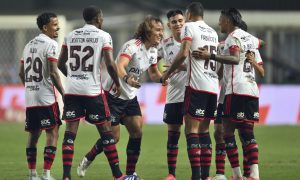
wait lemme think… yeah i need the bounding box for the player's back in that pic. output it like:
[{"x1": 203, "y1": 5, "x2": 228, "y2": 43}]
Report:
[
  {"x1": 182, "y1": 21, "x2": 219, "y2": 93},
  {"x1": 22, "y1": 34, "x2": 58, "y2": 107},
  {"x1": 64, "y1": 24, "x2": 113, "y2": 96}
]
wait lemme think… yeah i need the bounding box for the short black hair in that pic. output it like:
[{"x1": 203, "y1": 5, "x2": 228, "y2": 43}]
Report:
[
  {"x1": 166, "y1": 9, "x2": 183, "y2": 19},
  {"x1": 36, "y1": 12, "x2": 57, "y2": 30},
  {"x1": 221, "y1": 8, "x2": 242, "y2": 27},
  {"x1": 186, "y1": 2, "x2": 204, "y2": 17},
  {"x1": 239, "y1": 20, "x2": 248, "y2": 31},
  {"x1": 83, "y1": 5, "x2": 102, "y2": 22}
]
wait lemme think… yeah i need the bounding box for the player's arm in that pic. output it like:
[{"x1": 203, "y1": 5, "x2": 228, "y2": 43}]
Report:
[
  {"x1": 162, "y1": 40, "x2": 191, "y2": 82},
  {"x1": 246, "y1": 51, "x2": 264, "y2": 77},
  {"x1": 117, "y1": 55, "x2": 140, "y2": 88},
  {"x1": 49, "y1": 60, "x2": 64, "y2": 96},
  {"x1": 58, "y1": 46, "x2": 68, "y2": 76},
  {"x1": 18, "y1": 61, "x2": 25, "y2": 86},
  {"x1": 197, "y1": 47, "x2": 240, "y2": 65},
  {"x1": 104, "y1": 49, "x2": 120, "y2": 88}
]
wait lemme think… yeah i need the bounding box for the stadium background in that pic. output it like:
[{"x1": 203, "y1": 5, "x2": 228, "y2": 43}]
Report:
[{"x1": 0, "y1": 0, "x2": 300, "y2": 179}]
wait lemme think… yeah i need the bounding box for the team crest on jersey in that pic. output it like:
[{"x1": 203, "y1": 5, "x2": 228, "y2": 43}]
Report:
[{"x1": 195, "y1": 109, "x2": 205, "y2": 116}]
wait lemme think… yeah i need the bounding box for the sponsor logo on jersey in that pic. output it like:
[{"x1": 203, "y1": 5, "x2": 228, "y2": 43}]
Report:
[
  {"x1": 169, "y1": 51, "x2": 174, "y2": 55},
  {"x1": 66, "y1": 111, "x2": 76, "y2": 118},
  {"x1": 149, "y1": 56, "x2": 155, "y2": 64},
  {"x1": 195, "y1": 109, "x2": 205, "y2": 116},
  {"x1": 129, "y1": 67, "x2": 142, "y2": 76},
  {"x1": 41, "y1": 119, "x2": 50, "y2": 126},
  {"x1": 237, "y1": 112, "x2": 245, "y2": 119},
  {"x1": 166, "y1": 43, "x2": 174, "y2": 48}
]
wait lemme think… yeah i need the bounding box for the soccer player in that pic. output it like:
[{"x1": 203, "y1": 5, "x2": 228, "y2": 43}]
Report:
[
  {"x1": 157, "y1": 9, "x2": 186, "y2": 180},
  {"x1": 77, "y1": 15, "x2": 164, "y2": 178},
  {"x1": 196, "y1": 8, "x2": 263, "y2": 180},
  {"x1": 58, "y1": 6, "x2": 130, "y2": 180},
  {"x1": 162, "y1": 2, "x2": 219, "y2": 180},
  {"x1": 18, "y1": 12, "x2": 64, "y2": 180}
]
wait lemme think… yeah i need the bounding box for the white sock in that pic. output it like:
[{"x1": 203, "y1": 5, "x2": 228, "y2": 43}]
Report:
[
  {"x1": 250, "y1": 164, "x2": 259, "y2": 178},
  {"x1": 232, "y1": 167, "x2": 242, "y2": 179},
  {"x1": 29, "y1": 169, "x2": 37, "y2": 176},
  {"x1": 42, "y1": 169, "x2": 50, "y2": 177}
]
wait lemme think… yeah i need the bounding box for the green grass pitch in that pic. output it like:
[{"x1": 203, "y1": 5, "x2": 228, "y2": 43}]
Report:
[{"x1": 0, "y1": 122, "x2": 299, "y2": 180}]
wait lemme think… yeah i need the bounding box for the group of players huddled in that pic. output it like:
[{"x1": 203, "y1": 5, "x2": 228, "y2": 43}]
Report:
[{"x1": 19, "y1": 2, "x2": 264, "y2": 180}]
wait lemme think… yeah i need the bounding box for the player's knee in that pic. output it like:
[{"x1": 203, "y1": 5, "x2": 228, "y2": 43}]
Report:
[
  {"x1": 128, "y1": 128, "x2": 142, "y2": 138},
  {"x1": 214, "y1": 129, "x2": 224, "y2": 143}
]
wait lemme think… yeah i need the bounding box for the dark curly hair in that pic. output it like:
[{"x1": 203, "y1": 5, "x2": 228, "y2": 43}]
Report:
[
  {"x1": 36, "y1": 12, "x2": 57, "y2": 30},
  {"x1": 221, "y1": 8, "x2": 242, "y2": 27},
  {"x1": 133, "y1": 15, "x2": 163, "y2": 42}
]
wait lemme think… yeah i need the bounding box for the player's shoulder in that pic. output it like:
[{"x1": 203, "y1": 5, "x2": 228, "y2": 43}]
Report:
[
  {"x1": 161, "y1": 36, "x2": 174, "y2": 46},
  {"x1": 126, "y1": 38, "x2": 142, "y2": 48}
]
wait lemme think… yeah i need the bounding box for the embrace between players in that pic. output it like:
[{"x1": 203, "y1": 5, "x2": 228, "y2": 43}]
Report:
[{"x1": 19, "y1": 2, "x2": 264, "y2": 180}]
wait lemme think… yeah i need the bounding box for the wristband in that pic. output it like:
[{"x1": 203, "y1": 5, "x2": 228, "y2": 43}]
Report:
[
  {"x1": 210, "y1": 53, "x2": 216, "y2": 60},
  {"x1": 123, "y1": 75, "x2": 129, "y2": 83}
]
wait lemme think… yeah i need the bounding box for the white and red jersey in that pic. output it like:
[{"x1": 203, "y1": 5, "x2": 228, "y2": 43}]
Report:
[
  {"x1": 63, "y1": 24, "x2": 113, "y2": 96},
  {"x1": 105, "y1": 39, "x2": 158, "y2": 100},
  {"x1": 21, "y1": 34, "x2": 59, "y2": 107},
  {"x1": 181, "y1": 21, "x2": 220, "y2": 94},
  {"x1": 223, "y1": 28, "x2": 262, "y2": 97},
  {"x1": 157, "y1": 36, "x2": 187, "y2": 103}
]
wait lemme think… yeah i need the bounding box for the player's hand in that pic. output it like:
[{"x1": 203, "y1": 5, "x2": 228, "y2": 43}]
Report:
[
  {"x1": 192, "y1": 50, "x2": 201, "y2": 59},
  {"x1": 113, "y1": 86, "x2": 121, "y2": 97},
  {"x1": 161, "y1": 73, "x2": 169, "y2": 85},
  {"x1": 198, "y1": 47, "x2": 211, "y2": 60},
  {"x1": 246, "y1": 50, "x2": 256, "y2": 64},
  {"x1": 127, "y1": 75, "x2": 141, "y2": 88}
]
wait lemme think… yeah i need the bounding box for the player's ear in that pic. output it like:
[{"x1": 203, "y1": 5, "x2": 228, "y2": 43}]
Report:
[
  {"x1": 167, "y1": 22, "x2": 171, "y2": 29},
  {"x1": 42, "y1": 24, "x2": 48, "y2": 32}
]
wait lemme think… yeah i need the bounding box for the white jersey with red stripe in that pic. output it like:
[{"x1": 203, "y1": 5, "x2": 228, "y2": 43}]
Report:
[
  {"x1": 157, "y1": 36, "x2": 187, "y2": 103},
  {"x1": 63, "y1": 24, "x2": 113, "y2": 96},
  {"x1": 105, "y1": 39, "x2": 158, "y2": 100},
  {"x1": 181, "y1": 20, "x2": 219, "y2": 94},
  {"x1": 21, "y1": 33, "x2": 59, "y2": 107},
  {"x1": 223, "y1": 28, "x2": 262, "y2": 97}
]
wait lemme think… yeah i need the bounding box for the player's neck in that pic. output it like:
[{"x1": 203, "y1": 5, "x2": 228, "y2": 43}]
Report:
[
  {"x1": 227, "y1": 26, "x2": 239, "y2": 35},
  {"x1": 173, "y1": 33, "x2": 181, "y2": 43},
  {"x1": 189, "y1": 16, "x2": 203, "y2": 22}
]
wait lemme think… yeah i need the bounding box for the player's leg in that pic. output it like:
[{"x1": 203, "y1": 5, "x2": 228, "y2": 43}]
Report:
[
  {"x1": 40, "y1": 103, "x2": 61, "y2": 180},
  {"x1": 238, "y1": 128, "x2": 250, "y2": 178},
  {"x1": 184, "y1": 114, "x2": 201, "y2": 180},
  {"x1": 61, "y1": 95, "x2": 84, "y2": 180},
  {"x1": 163, "y1": 102, "x2": 183, "y2": 180},
  {"x1": 96, "y1": 122, "x2": 123, "y2": 179},
  {"x1": 238, "y1": 97, "x2": 260, "y2": 180},
  {"x1": 26, "y1": 131, "x2": 42, "y2": 180},
  {"x1": 77, "y1": 123, "x2": 121, "y2": 177},
  {"x1": 213, "y1": 104, "x2": 227, "y2": 180},
  {"x1": 41, "y1": 125, "x2": 59, "y2": 180},
  {"x1": 223, "y1": 95, "x2": 242, "y2": 180},
  {"x1": 198, "y1": 93, "x2": 217, "y2": 180},
  {"x1": 123, "y1": 115, "x2": 143, "y2": 175},
  {"x1": 86, "y1": 94, "x2": 124, "y2": 179}
]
